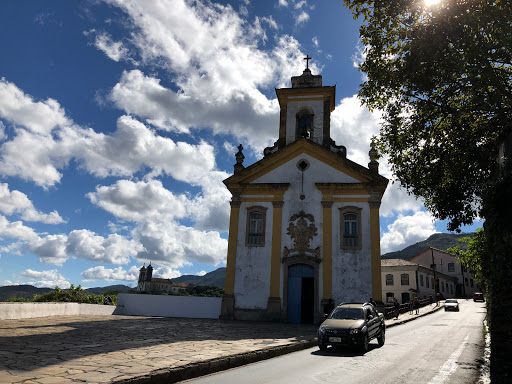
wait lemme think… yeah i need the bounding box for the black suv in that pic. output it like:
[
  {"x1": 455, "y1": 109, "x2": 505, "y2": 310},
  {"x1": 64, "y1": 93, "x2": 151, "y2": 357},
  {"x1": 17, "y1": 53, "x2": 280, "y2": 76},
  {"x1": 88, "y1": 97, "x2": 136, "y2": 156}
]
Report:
[{"x1": 317, "y1": 303, "x2": 385, "y2": 353}]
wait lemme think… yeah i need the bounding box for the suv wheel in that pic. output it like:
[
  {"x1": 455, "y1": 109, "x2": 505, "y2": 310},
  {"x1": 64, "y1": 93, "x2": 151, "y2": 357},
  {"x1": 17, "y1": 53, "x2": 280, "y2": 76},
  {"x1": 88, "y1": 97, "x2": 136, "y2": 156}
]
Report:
[
  {"x1": 359, "y1": 333, "x2": 369, "y2": 353},
  {"x1": 377, "y1": 327, "x2": 385, "y2": 347},
  {"x1": 318, "y1": 343, "x2": 328, "y2": 351}
]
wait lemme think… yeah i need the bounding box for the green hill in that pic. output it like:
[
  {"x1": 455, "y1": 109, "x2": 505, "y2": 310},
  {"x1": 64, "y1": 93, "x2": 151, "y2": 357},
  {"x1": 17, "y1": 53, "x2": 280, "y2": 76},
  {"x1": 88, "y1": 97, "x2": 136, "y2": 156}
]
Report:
[
  {"x1": 381, "y1": 232, "x2": 473, "y2": 260},
  {"x1": 171, "y1": 267, "x2": 226, "y2": 288},
  {"x1": 0, "y1": 285, "x2": 52, "y2": 302}
]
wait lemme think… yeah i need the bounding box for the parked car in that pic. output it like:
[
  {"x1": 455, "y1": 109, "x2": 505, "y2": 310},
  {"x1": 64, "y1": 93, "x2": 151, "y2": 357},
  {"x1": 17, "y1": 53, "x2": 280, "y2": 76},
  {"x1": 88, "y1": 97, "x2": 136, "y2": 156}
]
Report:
[
  {"x1": 473, "y1": 292, "x2": 485, "y2": 302},
  {"x1": 317, "y1": 303, "x2": 385, "y2": 353},
  {"x1": 444, "y1": 299, "x2": 460, "y2": 312}
]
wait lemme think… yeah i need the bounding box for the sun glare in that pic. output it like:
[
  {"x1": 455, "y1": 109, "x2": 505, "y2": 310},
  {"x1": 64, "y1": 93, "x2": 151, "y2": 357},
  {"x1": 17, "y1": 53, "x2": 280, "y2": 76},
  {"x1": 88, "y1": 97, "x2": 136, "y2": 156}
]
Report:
[{"x1": 424, "y1": 0, "x2": 441, "y2": 6}]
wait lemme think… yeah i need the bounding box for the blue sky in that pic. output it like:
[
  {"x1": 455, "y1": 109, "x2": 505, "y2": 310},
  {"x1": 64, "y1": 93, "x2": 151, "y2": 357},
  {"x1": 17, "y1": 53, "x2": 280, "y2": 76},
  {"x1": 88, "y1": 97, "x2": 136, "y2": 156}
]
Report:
[{"x1": 0, "y1": 0, "x2": 479, "y2": 289}]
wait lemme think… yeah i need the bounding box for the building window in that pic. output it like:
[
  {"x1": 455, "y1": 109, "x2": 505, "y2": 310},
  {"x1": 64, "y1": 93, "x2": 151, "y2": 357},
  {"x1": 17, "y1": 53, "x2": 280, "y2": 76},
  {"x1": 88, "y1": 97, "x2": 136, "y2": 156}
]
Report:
[
  {"x1": 470, "y1": 279, "x2": 474, "y2": 288},
  {"x1": 420, "y1": 275, "x2": 424, "y2": 286},
  {"x1": 401, "y1": 274, "x2": 409, "y2": 286},
  {"x1": 441, "y1": 282, "x2": 445, "y2": 292},
  {"x1": 339, "y1": 206, "x2": 362, "y2": 250},
  {"x1": 246, "y1": 206, "x2": 267, "y2": 246},
  {"x1": 448, "y1": 263, "x2": 455, "y2": 272},
  {"x1": 386, "y1": 274, "x2": 394, "y2": 286},
  {"x1": 465, "y1": 277, "x2": 469, "y2": 286},
  {"x1": 431, "y1": 278, "x2": 434, "y2": 288},
  {"x1": 386, "y1": 292, "x2": 394, "y2": 303},
  {"x1": 426, "y1": 277, "x2": 430, "y2": 288},
  {"x1": 296, "y1": 108, "x2": 314, "y2": 139}
]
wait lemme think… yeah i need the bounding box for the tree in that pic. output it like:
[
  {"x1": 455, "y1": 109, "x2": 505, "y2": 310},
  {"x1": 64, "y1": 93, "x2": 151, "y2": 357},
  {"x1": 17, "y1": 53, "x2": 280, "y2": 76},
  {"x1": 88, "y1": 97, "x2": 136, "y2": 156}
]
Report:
[
  {"x1": 343, "y1": 1, "x2": 512, "y2": 381},
  {"x1": 344, "y1": 0, "x2": 511, "y2": 231}
]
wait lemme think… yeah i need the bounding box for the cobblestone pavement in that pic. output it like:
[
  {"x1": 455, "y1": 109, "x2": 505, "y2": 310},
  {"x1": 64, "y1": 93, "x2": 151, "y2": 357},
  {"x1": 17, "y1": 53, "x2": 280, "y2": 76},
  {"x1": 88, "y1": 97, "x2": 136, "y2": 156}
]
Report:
[
  {"x1": 0, "y1": 304, "x2": 444, "y2": 384},
  {"x1": 0, "y1": 315, "x2": 317, "y2": 384}
]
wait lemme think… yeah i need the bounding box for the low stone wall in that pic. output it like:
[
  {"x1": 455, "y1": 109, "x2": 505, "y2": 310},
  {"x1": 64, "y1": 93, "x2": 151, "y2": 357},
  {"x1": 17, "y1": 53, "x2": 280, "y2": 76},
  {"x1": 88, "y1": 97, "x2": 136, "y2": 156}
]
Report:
[
  {"x1": 0, "y1": 302, "x2": 116, "y2": 320},
  {"x1": 117, "y1": 293, "x2": 222, "y2": 318}
]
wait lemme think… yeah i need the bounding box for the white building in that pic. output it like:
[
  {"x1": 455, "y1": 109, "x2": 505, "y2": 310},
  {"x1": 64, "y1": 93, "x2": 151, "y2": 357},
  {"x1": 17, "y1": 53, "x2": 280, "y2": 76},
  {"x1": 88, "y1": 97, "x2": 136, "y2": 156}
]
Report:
[
  {"x1": 409, "y1": 247, "x2": 481, "y2": 298},
  {"x1": 381, "y1": 259, "x2": 457, "y2": 304},
  {"x1": 221, "y1": 63, "x2": 388, "y2": 324},
  {"x1": 137, "y1": 264, "x2": 188, "y2": 294}
]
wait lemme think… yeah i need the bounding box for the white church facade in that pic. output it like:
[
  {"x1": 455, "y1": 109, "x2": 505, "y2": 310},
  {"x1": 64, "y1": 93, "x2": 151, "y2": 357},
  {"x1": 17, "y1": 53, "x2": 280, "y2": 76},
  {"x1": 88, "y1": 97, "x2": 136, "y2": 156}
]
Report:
[{"x1": 221, "y1": 61, "x2": 388, "y2": 324}]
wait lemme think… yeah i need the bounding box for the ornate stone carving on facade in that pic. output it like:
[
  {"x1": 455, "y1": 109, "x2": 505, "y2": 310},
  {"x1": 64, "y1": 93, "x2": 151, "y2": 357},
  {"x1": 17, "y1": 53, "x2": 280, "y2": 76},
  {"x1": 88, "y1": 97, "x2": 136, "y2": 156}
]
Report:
[
  {"x1": 368, "y1": 138, "x2": 380, "y2": 173},
  {"x1": 282, "y1": 210, "x2": 320, "y2": 262},
  {"x1": 234, "y1": 144, "x2": 245, "y2": 175}
]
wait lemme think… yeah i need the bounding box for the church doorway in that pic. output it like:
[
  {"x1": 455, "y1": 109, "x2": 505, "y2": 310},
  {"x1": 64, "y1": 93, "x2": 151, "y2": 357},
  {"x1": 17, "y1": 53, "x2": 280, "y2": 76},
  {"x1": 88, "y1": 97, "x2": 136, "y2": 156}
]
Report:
[{"x1": 287, "y1": 264, "x2": 315, "y2": 324}]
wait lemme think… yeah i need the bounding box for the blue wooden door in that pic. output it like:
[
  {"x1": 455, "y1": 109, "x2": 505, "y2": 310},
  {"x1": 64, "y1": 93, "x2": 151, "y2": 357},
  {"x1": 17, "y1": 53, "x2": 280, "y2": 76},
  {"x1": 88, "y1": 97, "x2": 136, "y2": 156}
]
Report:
[{"x1": 287, "y1": 264, "x2": 314, "y2": 323}]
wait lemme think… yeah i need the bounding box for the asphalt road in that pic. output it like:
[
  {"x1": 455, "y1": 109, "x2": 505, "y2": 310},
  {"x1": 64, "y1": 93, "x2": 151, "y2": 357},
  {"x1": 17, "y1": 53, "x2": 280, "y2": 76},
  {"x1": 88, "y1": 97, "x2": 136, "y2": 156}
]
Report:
[{"x1": 183, "y1": 300, "x2": 487, "y2": 384}]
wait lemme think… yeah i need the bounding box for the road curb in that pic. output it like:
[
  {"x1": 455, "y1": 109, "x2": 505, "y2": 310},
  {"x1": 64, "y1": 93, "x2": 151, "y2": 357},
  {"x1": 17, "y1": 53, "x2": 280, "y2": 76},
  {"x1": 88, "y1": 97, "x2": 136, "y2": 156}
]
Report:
[
  {"x1": 113, "y1": 305, "x2": 444, "y2": 383},
  {"x1": 113, "y1": 339, "x2": 317, "y2": 384},
  {"x1": 386, "y1": 304, "x2": 445, "y2": 328}
]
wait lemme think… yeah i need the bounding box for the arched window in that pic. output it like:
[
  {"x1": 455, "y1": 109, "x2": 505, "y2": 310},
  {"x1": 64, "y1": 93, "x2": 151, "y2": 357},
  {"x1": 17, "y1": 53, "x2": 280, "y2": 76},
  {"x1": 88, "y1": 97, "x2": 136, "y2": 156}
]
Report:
[
  {"x1": 295, "y1": 108, "x2": 314, "y2": 139},
  {"x1": 246, "y1": 206, "x2": 267, "y2": 246},
  {"x1": 401, "y1": 273, "x2": 409, "y2": 285},
  {"x1": 339, "y1": 206, "x2": 362, "y2": 250},
  {"x1": 420, "y1": 274, "x2": 424, "y2": 286},
  {"x1": 386, "y1": 274, "x2": 394, "y2": 286}
]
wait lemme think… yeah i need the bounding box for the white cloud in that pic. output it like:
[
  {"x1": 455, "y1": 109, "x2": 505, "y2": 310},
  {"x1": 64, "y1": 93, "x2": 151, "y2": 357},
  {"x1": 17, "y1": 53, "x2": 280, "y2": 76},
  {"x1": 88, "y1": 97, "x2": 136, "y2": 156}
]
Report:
[
  {"x1": 133, "y1": 221, "x2": 227, "y2": 268},
  {"x1": 380, "y1": 211, "x2": 437, "y2": 254},
  {"x1": 0, "y1": 78, "x2": 220, "y2": 187},
  {"x1": 81, "y1": 265, "x2": 139, "y2": 282},
  {"x1": 21, "y1": 268, "x2": 70, "y2": 289},
  {"x1": 1, "y1": 280, "x2": 16, "y2": 286},
  {"x1": 295, "y1": 11, "x2": 309, "y2": 25},
  {"x1": 153, "y1": 265, "x2": 182, "y2": 279},
  {"x1": 278, "y1": 0, "x2": 288, "y2": 6},
  {"x1": 295, "y1": 1, "x2": 307, "y2": 9},
  {"x1": 0, "y1": 215, "x2": 39, "y2": 241},
  {"x1": 94, "y1": 32, "x2": 129, "y2": 62},
  {"x1": 66, "y1": 230, "x2": 143, "y2": 265},
  {"x1": 0, "y1": 78, "x2": 70, "y2": 135},
  {"x1": 0, "y1": 120, "x2": 5, "y2": 141},
  {"x1": 0, "y1": 183, "x2": 65, "y2": 224},
  {"x1": 27, "y1": 234, "x2": 69, "y2": 266},
  {"x1": 312, "y1": 37, "x2": 319, "y2": 47},
  {"x1": 197, "y1": 270, "x2": 206, "y2": 276}
]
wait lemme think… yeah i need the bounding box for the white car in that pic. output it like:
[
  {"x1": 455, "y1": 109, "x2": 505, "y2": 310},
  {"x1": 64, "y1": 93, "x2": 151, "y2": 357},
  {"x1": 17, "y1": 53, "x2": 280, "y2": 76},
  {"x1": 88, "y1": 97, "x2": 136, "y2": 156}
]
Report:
[{"x1": 444, "y1": 299, "x2": 460, "y2": 312}]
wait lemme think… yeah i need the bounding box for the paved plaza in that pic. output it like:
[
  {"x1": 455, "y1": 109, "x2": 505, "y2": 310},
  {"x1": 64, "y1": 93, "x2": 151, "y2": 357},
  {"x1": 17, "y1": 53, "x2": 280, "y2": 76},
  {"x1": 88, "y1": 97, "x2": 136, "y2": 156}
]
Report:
[{"x1": 0, "y1": 304, "x2": 443, "y2": 384}]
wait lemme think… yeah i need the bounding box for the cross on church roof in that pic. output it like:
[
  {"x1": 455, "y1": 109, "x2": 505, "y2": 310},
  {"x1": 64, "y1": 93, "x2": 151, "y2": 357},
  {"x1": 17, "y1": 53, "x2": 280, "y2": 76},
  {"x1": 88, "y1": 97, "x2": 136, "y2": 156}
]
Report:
[{"x1": 304, "y1": 55, "x2": 311, "y2": 70}]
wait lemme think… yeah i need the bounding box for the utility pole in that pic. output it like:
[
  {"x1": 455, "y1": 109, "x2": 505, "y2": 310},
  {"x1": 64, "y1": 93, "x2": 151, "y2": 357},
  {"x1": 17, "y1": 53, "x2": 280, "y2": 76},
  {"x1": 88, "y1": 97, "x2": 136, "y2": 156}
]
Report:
[{"x1": 430, "y1": 248, "x2": 438, "y2": 305}]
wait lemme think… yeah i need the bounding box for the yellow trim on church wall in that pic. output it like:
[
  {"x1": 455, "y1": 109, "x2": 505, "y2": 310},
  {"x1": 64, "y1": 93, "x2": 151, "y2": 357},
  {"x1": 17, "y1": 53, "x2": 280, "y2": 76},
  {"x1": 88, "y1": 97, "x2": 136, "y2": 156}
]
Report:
[
  {"x1": 224, "y1": 205, "x2": 240, "y2": 295},
  {"x1": 322, "y1": 203, "x2": 333, "y2": 300},
  {"x1": 370, "y1": 206, "x2": 382, "y2": 300},
  {"x1": 230, "y1": 141, "x2": 372, "y2": 184},
  {"x1": 270, "y1": 204, "x2": 283, "y2": 298},
  {"x1": 332, "y1": 197, "x2": 369, "y2": 203}
]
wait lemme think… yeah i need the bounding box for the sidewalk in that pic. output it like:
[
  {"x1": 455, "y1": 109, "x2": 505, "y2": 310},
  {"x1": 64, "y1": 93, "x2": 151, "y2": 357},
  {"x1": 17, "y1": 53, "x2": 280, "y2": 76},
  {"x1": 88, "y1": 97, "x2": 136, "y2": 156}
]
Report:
[{"x1": 0, "y1": 303, "x2": 444, "y2": 384}]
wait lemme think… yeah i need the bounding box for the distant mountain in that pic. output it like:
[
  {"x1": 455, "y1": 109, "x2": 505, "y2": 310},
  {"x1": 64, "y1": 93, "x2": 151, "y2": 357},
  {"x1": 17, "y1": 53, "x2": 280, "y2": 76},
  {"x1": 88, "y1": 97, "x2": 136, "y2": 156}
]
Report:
[
  {"x1": 381, "y1": 232, "x2": 473, "y2": 260},
  {"x1": 171, "y1": 267, "x2": 226, "y2": 288},
  {"x1": 0, "y1": 285, "x2": 52, "y2": 302},
  {"x1": 84, "y1": 285, "x2": 133, "y2": 294},
  {"x1": 0, "y1": 284, "x2": 133, "y2": 302}
]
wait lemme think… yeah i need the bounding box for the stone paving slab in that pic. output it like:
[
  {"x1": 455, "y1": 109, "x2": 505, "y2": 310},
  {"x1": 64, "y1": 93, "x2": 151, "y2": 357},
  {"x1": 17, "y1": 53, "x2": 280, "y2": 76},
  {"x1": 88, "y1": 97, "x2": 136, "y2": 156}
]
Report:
[{"x1": 0, "y1": 304, "x2": 444, "y2": 384}]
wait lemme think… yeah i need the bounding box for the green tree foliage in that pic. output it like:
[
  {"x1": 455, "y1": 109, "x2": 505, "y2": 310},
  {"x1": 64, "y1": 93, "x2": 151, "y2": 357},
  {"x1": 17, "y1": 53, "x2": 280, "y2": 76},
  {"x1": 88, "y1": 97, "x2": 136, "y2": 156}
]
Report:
[
  {"x1": 344, "y1": 1, "x2": 512, "y2": 381},
  {"x1": 344, "y1": 0, "x2": 512, "y2": 231},
  {"x1": 31, "y1": 285, "x2": 117, "y2": 305},
  {"x1": 448, "y1": 229, "x2": 490, "y2": 290},
  {"x1": 182, "y1": 285, "x2": 224, "y2": 297}
]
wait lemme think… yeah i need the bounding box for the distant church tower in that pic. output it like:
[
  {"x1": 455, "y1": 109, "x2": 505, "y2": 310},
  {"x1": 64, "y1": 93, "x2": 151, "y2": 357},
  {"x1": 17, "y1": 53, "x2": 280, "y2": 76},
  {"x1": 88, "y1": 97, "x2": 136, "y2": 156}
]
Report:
[{"x1": 221, "y1": 58, "x2": 388, "y2": 323}]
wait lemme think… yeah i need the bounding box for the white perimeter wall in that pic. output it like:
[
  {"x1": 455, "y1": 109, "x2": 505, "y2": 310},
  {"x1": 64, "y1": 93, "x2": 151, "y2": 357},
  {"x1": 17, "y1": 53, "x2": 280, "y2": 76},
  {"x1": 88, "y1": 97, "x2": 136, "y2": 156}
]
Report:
[
  {"x1": 0, "y1": 302, "x2": 116, "y2": 320},
  {"x1": 117, "y1": 293, "x2": 222, "y2": 318}
]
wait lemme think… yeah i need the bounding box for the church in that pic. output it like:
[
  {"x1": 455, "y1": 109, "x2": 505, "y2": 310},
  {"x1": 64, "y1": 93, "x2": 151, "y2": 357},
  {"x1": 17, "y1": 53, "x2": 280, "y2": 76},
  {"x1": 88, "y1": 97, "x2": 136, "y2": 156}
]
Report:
[{"x1": 221, "y1": 59, "x2": 388, "y2": 324}]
